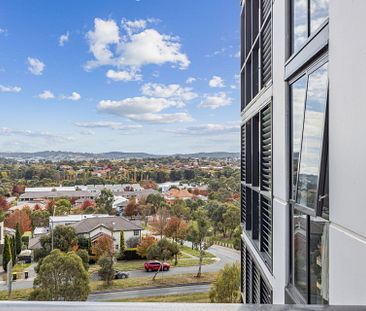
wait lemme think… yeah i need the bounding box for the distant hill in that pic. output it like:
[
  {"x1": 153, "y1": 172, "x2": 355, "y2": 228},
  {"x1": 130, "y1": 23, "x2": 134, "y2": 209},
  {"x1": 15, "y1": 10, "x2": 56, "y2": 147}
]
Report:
[{"x1": 0, "y1": 151, "x2": 240, "y2": 161}]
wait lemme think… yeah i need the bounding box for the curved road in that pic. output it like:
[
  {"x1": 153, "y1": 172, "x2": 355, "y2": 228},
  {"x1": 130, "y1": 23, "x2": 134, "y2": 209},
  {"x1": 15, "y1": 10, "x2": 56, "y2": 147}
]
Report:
[{"x1": 0, "y1": 245, "x2": 239, "y2": 291}]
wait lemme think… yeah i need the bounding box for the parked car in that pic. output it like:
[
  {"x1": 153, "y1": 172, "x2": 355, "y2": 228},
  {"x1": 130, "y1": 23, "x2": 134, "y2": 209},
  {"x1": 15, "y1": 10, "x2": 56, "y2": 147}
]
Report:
[
  {"x1": 144, "y1": 261, "x2": 170, "y2": 272},
  {"x1": 114, "y1": 270, "x2": 129, "y2": 279}
]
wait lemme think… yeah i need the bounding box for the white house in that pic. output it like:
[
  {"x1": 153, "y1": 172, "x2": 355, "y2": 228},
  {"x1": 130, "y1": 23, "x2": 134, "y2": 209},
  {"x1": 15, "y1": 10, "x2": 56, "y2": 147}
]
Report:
[{"x1": 71, "y1": 216, "x2": 142, "y2": 251}]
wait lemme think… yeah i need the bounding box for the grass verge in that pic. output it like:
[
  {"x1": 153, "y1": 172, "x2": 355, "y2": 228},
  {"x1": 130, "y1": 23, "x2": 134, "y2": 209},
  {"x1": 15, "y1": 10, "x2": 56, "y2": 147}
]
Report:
[
  {"x1": 91, "y1": 272, "x2": 218, "y2": 292},
  {"x1": 179, "y1": 245, "x2": 215, "y2": 258},
  {"x1": 89, "y1": 258, "x2": 215, "y2": 274},
  {"x1": 106, "y1": 292, "x2": 210, "y2": 303}
]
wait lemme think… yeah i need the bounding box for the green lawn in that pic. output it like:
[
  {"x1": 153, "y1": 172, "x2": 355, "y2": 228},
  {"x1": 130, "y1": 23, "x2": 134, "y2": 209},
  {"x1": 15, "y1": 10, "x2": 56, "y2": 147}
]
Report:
[
  {"x1": 179, "y1": 245, "x2": 215, "y2": 258},
  {"x1": 0, "y1": 272, "x2": 218, "y2": 301},
  {"x1": 89, "y1": 257, "x2": 215, "y2": 274},
  {"x1": 106, "y1": 292, "x2": 210, "y2": 303},
  {"x1": 12, "y1": 263, "x2": 32, "y2": 273},
  {"x1": 91, "y1": 272, "x2": 218, "y2": 292}
]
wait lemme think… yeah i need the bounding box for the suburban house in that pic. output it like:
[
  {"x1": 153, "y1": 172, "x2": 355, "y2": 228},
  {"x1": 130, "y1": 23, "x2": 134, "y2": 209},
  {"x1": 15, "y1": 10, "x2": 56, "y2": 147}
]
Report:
[
  {"x1": 71, "y1": 216, "x2": 142, "y2": 251},
  {"x1": 49, "y1": 214, "x2": 111, "y2": 229},
  {"x1": 112, "y1": 196, "x2": 129, "y2": 215}
]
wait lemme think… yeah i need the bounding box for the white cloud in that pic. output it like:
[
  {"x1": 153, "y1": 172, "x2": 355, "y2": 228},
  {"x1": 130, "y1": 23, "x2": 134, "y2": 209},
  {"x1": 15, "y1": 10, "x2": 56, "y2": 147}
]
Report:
[
  {"x1": 209, "y1": 75, "x2": 225, "y2": 88},
  {"x1": 85, "y1": 18, "x2": 190, "y2": 72},
  {"x1": 75, "y1": 121, "x2": 142, "y2": 130},
  {"x1": 0, "y1": 28, "x2": 8, "y2": 35},
  {"x1": 186, "y1": 77, "x2": 196, "y2": 84},
  {"x1": 59, "y1": 32, "x2": 69, "y2": 46},
  {"x1": 0, "y1": 84, "x2": 21, "y2": 93},
  {"x1": 62, "y1": 91, "x2": 81, "y2": 101},
  {"x1": 38, "y1": 90, "x2": 55, "y2": 100},
  {"x1": 98, "y1": 96, "x2": 191, "y2": 124},
  {"x1": 199, "y1": 92, "x2": 232, "y2": 109},
  {"x1": 98, "y1": 96, "x2": 184, "y2": 115},
  {"x1": 106, "y1": 69, "x2": 142, "y2": 82},
  {"x1": 0, "y1": 127, "x2": 72, "y2": 143},
  {"x1": 127, "y1": 112, "x2": 192, "y2": 123},
  {"x1": 169, "y1": 122, "x2": 240, "y2": 136},
  {"x1": 85, "y1": 18, "x2": 120, "y2": 70},
  {"x1": 27, "y1": 57, "x2": 45, "y2": 75},
  {"x1": 140, "y1": 83, "x2": 197, "y2": 101}
]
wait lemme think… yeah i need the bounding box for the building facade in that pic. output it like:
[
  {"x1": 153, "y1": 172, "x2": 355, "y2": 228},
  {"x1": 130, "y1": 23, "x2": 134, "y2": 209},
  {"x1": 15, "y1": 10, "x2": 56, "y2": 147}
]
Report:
[{"x1": 240, "y1": 0, "x2": 366, "y2": 305}]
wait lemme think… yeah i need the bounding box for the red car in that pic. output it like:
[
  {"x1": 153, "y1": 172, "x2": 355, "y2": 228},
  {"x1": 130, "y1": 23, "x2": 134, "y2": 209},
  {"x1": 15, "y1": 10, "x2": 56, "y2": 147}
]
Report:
[{"x1": 144, "y1": 261, "x2": 170, "y2": 272}]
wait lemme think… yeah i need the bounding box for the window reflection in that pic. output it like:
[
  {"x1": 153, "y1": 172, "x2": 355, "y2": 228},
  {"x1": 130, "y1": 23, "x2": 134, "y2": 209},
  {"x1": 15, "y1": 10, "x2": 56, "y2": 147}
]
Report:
[
  {"x1": 291, "y1": 76, "x2": 307, "y2": 199},
  {"x1": 310, "y1": 217, "x2": 328, "y2": 304},
  {"x1": 292, "y1": 0, "x2": 329, "y2": 53},
  {"x1": 293, "y1": 211, "x2": 307, "y2": 299},
  {"x1": 310, "y1": 0, "x2": 329, "y2": 34},
  {"x1": 296, "y1": 63, "x2": 328, "y2": 209},
  {"x1": 292, "y1": 0, "x2": 308, "y2": 53}
]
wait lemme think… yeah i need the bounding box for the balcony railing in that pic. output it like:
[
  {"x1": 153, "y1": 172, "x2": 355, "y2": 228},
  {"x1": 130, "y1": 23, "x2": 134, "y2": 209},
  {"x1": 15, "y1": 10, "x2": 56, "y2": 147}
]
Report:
[{"x1": 0, "y1": 301, "x2": 365, "y2": 311}]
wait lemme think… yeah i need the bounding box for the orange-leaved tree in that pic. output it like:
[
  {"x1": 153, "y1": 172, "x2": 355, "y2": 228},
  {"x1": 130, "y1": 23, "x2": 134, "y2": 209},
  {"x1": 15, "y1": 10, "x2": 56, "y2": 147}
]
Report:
[{"x1": 136, "y1": 235, "x2": 157, "y2": 258}]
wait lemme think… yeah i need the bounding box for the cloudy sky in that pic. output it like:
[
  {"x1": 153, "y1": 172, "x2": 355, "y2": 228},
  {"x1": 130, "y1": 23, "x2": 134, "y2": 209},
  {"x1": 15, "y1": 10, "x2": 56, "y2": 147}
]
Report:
[{"x1": 0, "y1": 0, "x2": 239, "y2": 154}]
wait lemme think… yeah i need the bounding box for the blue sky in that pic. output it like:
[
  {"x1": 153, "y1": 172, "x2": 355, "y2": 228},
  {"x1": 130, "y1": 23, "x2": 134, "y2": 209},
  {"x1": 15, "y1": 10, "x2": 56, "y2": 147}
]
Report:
[{"x1": 0, "y1": 0, "x2": 240, "y2": 154}]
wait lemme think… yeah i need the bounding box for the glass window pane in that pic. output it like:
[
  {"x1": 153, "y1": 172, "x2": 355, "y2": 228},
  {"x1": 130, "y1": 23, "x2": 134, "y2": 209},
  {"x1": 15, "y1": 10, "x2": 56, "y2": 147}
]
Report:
[
  {"x1": 296, "y1": 63, "x2": 328, "y2": 209},
  {"x1": 310, "y1": 217, "x2": 329, "y2": 304},
  {"x1": 292, "y1": 0, "x2": 308, "y2": 53},
  {"x1": 310, "y1": 0, "x2": 329, "y2": 34},
  {"x1": 293, "y1": 210, "x2": 307, "y2": 299},
  {"x1": 291, "y1": 76, "x2": 307, "y2": 199}
]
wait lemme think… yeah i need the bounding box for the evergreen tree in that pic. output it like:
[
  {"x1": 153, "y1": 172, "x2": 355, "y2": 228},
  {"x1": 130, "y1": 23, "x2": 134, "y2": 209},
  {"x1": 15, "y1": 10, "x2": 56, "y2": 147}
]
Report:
[
  {"x1": 119, "y1": 231, "x2": 125, "y2": 258},
  {"x1": 2, "y1": 236, "x2": 11, "y2": 272},
  {"x1": 10, "y1": 236, "x2": 16, "y2": 265},
  {"x1": 15, "y1": 223, "x2": 22, "y2": 255}
]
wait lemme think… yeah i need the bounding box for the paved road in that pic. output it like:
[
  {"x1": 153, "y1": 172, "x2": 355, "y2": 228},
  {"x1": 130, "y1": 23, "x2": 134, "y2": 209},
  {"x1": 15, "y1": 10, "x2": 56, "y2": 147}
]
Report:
[
  {"x1": 0, "y1": 245, "x2": 239, "y2": 291},
  {"x1": 88, "y1": 284, "x2": 211, "y2": 301}
]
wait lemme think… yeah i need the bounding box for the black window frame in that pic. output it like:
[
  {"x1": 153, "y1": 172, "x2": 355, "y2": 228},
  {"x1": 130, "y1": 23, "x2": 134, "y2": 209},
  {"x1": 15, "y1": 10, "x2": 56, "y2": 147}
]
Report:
[
  {"x1": 287, "y1": 55, "x2": 329, "y2": 305},
  {"x1": 290, "y1": 0, "x2": 330, "y2": 56}
]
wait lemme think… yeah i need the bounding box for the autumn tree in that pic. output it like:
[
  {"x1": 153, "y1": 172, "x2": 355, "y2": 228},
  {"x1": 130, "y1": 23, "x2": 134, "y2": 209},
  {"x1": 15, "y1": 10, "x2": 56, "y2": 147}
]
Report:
[
  {"x1": 0, "y1": 196, "x2": 10, "y2": 211},
  {"x1": 5, "y1": 209, "x2": 32, "y2": 232},
  {"x1": 136, "y1": 236, "x2": 157, "y2": 258},
  {"x1": 80, "y1": 199, "x2": 96, "y2": 213},
  {"x1": 93, "y1": 235, "x2": 115, "y2": 286},
  {"x1": 124, "y1": 197, "x2": 140, "y2": 216},
  {"x1": 164, "y1": 217, "x2": 188, "y2": 243},
  {"x1": 30, "y1": 249, "x2": 90, "y2": 301},
  {"x1": 11, "y1": 184, "x2": 25, "y2": 196},
  {"x1": 188, "y1": 208, "x2": 212, "y2": 277},
  {"x1": 209, "y1": 263, "x2": 241, "y2": 303},
  {"x1": 92, "y1": 235, "x2": 114, "y2": 259}
]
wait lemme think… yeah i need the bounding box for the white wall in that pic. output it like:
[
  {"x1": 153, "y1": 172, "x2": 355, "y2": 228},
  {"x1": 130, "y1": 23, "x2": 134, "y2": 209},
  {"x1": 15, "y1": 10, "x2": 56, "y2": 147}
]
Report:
[
  {"x1": 271, "y1": 0, "x2": 289, "y2": 304},
  {"x1": 328, "y1": 0, "x2": 366, "y2": 304}
]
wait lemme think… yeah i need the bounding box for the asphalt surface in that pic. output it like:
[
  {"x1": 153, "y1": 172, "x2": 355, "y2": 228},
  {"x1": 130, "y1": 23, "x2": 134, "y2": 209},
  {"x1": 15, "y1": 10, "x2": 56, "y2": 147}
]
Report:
[
  {"x1": 0, "y1": 245, "x2": 239, "y2": 291},
  {"x1": 87, "y1": 284, "x2": 211, "y2": 301}
]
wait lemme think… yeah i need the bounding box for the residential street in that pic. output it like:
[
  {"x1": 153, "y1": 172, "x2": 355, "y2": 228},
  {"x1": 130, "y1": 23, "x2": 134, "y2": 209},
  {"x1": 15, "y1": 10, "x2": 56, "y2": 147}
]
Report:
[{"x1": 0, "y1": 245, "x2": 239, "y2": 291}]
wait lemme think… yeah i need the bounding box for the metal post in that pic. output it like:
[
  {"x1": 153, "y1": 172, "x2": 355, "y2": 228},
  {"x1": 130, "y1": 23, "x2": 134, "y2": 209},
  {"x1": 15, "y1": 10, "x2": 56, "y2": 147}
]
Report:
[{"x1": 7, "y1": 259, "x2": 12, "y2": 298}]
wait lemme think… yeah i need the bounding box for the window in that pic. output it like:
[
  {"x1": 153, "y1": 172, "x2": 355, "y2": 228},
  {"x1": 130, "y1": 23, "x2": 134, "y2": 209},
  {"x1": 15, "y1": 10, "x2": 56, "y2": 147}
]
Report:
[
  {"x1": 241, "y1": 0, "x2": 272, "y2": 110},
  {"x1": 291, "y1": 0, "x2": 329, "y2": 53},
  {"x1": 241, "y1": 103, "x2": 272, "y2": 267},
  {"x1": 289, "y1": 59, "x2": 329, "y2": 304},
  {"x1": 134, "y1": 230, "x2": 140, "y2": 236},
  {"x1": 294, "y1": 63, "x2": 328, "y2": 212}
]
